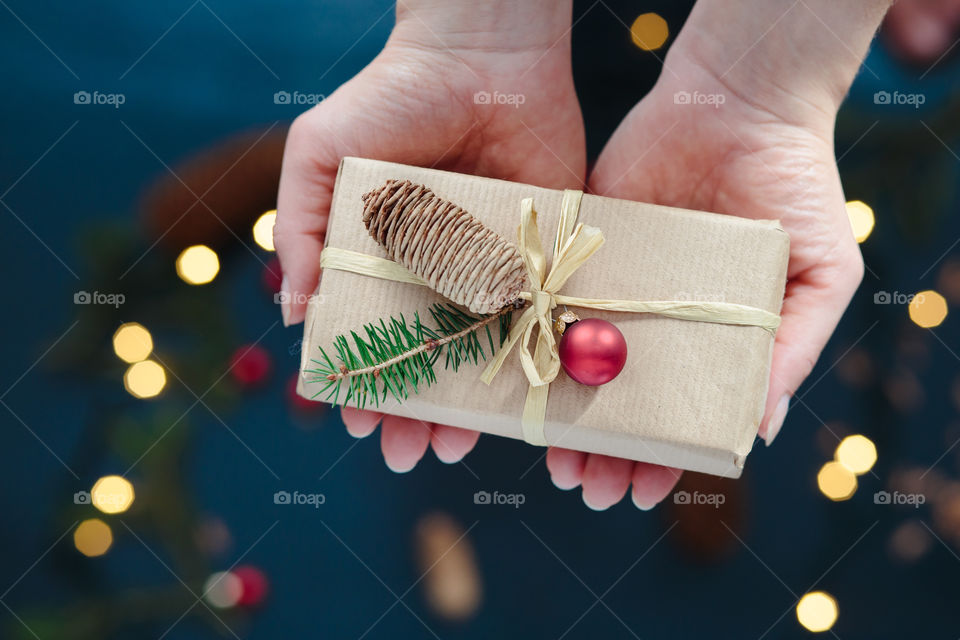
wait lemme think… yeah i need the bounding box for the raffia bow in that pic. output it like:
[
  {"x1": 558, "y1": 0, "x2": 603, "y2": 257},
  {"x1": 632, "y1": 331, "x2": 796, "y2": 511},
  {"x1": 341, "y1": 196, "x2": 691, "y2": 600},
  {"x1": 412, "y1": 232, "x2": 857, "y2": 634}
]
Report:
[{"x1": 478, "y1": 190, "x2": 602, "y2": 445}]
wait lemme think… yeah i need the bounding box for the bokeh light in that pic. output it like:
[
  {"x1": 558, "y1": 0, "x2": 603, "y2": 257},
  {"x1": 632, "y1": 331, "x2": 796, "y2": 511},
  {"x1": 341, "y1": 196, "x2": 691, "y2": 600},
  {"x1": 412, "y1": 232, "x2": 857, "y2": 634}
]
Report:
[
  {"x1": 203, "y1": 571, "x2": 243, "y2": 609},
  {"x1": 91, "y1": 475, "x2": 135, "y2": 514},
  {"x1": 74, "y1": 518, "x2": 113, "y2": 557},
  {"x1": 176, "y1": 244, "x2": 220, "y2": 285},
  {"x1": 817, "y1": 461, "x2": 857, "y2": 501},
  {"x1": 845, "y1": 200, "x2": 874, "y2": 243},
  {"x1": 630, "y1": 13, "x2": 669, "y2": 51},
  {"x1": 908, "y1": 290, "x2": 948, "y2": 328},
  {"x1": 796, "y1": 591, "x2": 838, "y2": 632},
  {"x1": 253, "y1": 210, "x2": 277, "y2": 251},
  {"x1": 124, "y1": 360, "x2": 166, "y2": 399},
  {"x1": 835, "y1": 435, "x2": 877, "y2": 475},
  {"x1": 112, "y1": 323, "x2": 153, "y2": 363}
]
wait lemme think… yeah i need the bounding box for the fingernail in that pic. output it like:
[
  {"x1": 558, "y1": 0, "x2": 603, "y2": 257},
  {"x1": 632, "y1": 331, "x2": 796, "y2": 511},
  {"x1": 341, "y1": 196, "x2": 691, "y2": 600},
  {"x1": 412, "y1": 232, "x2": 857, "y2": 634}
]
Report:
[
  {"x1": 582, "y1": 493, "x2": 609, "y2": 511},
  {"x1": 764, "y1": 394, "x2": 791, "y2": 446},
  {"x1": 280, "y1": 276, "x2": 291, "y2": 327},
  {"x1": 631, "y1": 492, "x2": 656, "y2": 511},
  {"x1": 549, "y1": 473, "x2": 579, "y2": 491}
]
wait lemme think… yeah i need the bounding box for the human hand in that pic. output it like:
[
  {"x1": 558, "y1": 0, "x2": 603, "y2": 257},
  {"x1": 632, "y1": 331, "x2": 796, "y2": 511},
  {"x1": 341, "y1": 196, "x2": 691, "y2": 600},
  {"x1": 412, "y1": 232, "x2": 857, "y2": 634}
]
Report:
[
  {"x1": 548, "y1": 4, "x2": 874, "y2": 510},
  {"x1": 274, "y1": 0, "x2": 585, "y2": 471}
]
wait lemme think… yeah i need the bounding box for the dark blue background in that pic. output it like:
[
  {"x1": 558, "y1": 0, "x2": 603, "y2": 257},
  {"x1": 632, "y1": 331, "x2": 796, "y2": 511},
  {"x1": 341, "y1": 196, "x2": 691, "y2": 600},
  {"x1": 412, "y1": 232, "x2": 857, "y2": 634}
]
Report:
[{"x1": 1, "y1": 1, "x2": 959, "y2": 638}]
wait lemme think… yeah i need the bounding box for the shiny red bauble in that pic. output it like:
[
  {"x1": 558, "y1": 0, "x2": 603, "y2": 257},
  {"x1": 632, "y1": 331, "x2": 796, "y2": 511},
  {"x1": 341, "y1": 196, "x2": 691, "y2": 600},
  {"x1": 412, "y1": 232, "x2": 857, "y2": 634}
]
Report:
[{"x1": 558, "y1": 318, "x2": 627, "y2": 386}]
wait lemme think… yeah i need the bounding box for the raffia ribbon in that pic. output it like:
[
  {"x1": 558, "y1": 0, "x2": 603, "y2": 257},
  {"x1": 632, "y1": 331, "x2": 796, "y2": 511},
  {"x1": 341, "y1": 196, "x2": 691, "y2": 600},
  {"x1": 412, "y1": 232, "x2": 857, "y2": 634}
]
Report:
[{"x1": 320, "y1": 189, "x2": 781, "y2": 447}]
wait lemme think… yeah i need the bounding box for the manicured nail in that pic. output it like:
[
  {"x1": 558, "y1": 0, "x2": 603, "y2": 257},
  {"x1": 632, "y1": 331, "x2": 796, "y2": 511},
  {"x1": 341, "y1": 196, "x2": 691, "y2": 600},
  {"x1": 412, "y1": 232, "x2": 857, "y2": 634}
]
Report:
[
  {"x1": 280, "y1": 276, "x2": 291, "y2": 327},
  {"x1": 764, "y1": 394, "x2": 791, "y2": 446}
]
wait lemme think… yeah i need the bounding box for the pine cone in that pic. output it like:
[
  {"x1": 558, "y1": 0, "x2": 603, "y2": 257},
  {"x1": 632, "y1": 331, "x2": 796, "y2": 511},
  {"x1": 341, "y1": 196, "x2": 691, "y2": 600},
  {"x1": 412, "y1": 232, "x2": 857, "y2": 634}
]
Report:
[{"x1": 361, "y1": 179, "x2": 527, "y2": 314}]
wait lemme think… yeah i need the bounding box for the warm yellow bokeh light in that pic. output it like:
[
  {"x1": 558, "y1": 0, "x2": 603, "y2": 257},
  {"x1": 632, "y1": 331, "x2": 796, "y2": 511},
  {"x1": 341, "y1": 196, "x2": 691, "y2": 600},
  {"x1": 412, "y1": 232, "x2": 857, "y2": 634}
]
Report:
[
  {"x1": 908, "y1": 290, "x2": 948, "y2": 328},
  {"x1": 91, "y1": 475, "x2": 135, "y2": 514},
  {"x1": 112, "y1": 323, "x2": 153, "y2": 363},
  {"x1": 796, "y1": 591, "x2": 838, "y2": 633},
  {"x1": 835, "y1": 435, "x2": 877, "y2": 475},
  {"x1": 253, "y1": 210, "x2": 277, "y2": 251},
  {"x1": 176, "y1": 245, "x2": 220, "y2": 285},
  {"x1": 817, "y1": 461, "x2": 857, "y2": 501},
  {"x1": 124, "y1": 360, "x2": 166, "y2": 399},
  {"x1": 74, "y1": 518, "x2": 113, "y2": 557},
  {"x1": 203, "y1": 571, "x2": 243, "y2": 609},
  {"x1": 630, "y1": 13, "x2": 669, "y2": 51},
  {"x1": 845, "y1": 200, "x2": 874, "y2": 243}
]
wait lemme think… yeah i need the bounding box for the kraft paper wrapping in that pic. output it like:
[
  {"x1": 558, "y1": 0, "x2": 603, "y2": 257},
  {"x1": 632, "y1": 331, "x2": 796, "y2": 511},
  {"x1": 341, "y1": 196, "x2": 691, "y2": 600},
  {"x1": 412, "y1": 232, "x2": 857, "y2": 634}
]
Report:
[{"x1": 297, "y1": 157, "x2": 790, "y2": 478}]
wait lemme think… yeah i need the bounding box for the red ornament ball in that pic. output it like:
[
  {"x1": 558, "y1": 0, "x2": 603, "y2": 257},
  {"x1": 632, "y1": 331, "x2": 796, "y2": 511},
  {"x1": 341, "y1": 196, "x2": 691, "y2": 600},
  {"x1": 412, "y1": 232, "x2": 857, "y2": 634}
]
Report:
[
  {"x1": 232, "y1": 565, "x2": 269, "y2": 608},
  {"x1": 229, "y1": 344, "x2": 272, "y2": 388},
  {"x1": 558, "y1": 318, "x2": 627, "y2": 386}
]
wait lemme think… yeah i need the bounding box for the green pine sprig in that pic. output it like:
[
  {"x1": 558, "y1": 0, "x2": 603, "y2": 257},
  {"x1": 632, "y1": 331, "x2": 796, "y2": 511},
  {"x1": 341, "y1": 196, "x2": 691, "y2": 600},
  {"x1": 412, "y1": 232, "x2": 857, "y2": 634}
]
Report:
[{"x1": 304, "y1": 302, "x2": 516, "y2": 409}]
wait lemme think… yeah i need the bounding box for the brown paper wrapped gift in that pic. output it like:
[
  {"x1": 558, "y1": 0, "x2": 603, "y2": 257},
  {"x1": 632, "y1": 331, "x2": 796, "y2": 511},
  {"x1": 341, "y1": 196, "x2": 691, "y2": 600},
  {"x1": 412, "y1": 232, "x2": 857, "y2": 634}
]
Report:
[{"x1": 297, "y1": 157, "x2": 789, "y2": 478}]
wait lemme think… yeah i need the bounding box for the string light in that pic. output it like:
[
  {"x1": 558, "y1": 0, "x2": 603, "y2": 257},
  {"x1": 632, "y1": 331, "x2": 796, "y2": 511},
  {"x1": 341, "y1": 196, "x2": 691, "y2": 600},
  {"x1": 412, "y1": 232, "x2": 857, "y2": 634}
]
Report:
[
  {"x1": 74, "y1": 518, "x2": 113, "y2": 557},
  {"x1": 908, "y1": 290, "x2": 948, "y2": 328},
  {"x1": 253, "y1": 210, "x2": 277, "y2": 251},
  {"x1": 845, "y1": 200, "x2": 874, "y2": 243},
  {"x1": 91, "y1": 475, "x2": 135, "y2": 514},
  {"x1": 817, "y1": 461, "x2": 857, "y2": 501},
  {"x1": 176, "y1": 245, "x2": 220, "y2": 285},
  {"x1": 630, "y1": 13, "x2": 669, "y2": 51},
  {"x1": 112, "y1": 323, "x2": 153, "y2": 363},
  {"x1": 203, "y1": 571, "x2": 243, "y2": 609},
  {"x1": 835, "y1": 435, "x2": 877, "y2": 475},
  {"x1": 796, "y1": 591, "x2": 838, "y2": 632},
  {"x1": 124, "y1": 360, "x2": 166, "y2": 399}
]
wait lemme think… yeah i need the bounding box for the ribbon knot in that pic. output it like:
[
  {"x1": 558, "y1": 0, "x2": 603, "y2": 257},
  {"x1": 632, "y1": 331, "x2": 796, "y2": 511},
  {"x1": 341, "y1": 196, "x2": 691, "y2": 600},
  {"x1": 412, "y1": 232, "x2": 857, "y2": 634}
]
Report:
[{"x1": 531, "y1": 290, "x2": 555, "y2": 316}]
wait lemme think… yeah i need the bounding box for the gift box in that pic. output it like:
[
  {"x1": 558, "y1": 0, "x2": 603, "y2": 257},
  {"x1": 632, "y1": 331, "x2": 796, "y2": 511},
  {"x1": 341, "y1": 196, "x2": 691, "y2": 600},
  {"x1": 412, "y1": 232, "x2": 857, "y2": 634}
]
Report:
[{"x1": 297, "y1": 157, "x2": 789, "y2": 478}]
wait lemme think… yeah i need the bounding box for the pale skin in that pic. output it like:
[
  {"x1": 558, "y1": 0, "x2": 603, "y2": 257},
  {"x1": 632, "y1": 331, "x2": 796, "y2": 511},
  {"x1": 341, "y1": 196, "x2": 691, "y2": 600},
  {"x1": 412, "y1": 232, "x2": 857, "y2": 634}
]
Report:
[{"x1": 275, "y1": 0, "x2": 891, "y2": 510}]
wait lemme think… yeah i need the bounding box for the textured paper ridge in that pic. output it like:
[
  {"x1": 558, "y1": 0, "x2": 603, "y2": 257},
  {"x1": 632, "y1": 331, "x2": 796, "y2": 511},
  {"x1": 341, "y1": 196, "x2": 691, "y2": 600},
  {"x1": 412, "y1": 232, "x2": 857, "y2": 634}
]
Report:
[{"x1": 298, "y1": 157, "x2": 790, "y2": 478}]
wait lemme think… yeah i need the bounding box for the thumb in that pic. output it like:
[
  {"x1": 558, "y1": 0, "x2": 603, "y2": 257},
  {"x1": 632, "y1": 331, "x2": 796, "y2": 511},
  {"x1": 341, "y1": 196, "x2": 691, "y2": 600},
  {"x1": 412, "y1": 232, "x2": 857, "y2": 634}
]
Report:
[
  {"x1": 760, "y1": 251, "x2": 864, "y2": 445},
  {"x1": 273, "y1": 113, "x2": 341, "y2": 327}
]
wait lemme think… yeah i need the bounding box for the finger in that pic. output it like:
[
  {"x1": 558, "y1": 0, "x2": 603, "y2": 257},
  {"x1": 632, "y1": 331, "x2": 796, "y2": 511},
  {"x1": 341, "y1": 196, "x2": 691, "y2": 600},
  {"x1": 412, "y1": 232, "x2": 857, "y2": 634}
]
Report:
[
  {"x1": 380, "y1": 415, "x2": 432, "y2": 473},
  {"x1": 545, "y1": 447, "x2": 587, "y2": 490},
  {"x1": 631, "y1": 464, "x2": 682, "y2": 510},
  {"x1": 430, "y1": 424, "x2": 480, "y2": 464},
  {"x1": 760, "y1": 252, "x2": 863, "y2": 445},
  {"x1": 274, "y1": 114, "x2": 340, "y2": 327},
  {"x1": 580, "y1": 454, "x2": 633, "y2": 511},
  {"x1": 341, "y1": 407, "x2": 384, "y2": 438}
]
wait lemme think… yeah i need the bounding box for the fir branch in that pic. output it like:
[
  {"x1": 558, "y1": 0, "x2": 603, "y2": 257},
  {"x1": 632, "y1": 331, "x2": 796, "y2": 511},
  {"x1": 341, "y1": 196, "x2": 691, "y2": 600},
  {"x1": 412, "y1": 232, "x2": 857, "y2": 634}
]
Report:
[{"x1": 304, "y1": 302, "x2": 518, "y2": 409}]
